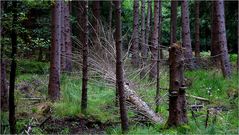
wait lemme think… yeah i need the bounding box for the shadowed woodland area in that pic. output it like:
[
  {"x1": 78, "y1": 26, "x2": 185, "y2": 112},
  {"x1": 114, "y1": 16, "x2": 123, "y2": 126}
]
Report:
[{"x1": 0, "y1": 0, "x2": 239, "y2": 134}]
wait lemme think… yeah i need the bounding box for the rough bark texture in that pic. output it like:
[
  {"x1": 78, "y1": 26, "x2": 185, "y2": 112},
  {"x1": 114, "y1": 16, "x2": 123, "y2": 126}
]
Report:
[
  {"x1": 61, "y1": 1, "x2": 66, "y2": 71},
  {"x1": 131, "y1": 0, "x2": 139, "y2": 68},
  {"x1": 211, "y1": 2, "x2": 220, "y2": 66},
  {"x1": 48, "y1": 1, "x2": 61, "y2": 101},
  {"x1": 195, "y1": 1, "x2": 200, "y2": 58},
  {"x1": 149, "y1": 0, "x2": 159, "y2": 79},
  {"x1": 140, "y1": 0, "x2": 146, "y2": 78},
  {"x1": 114, "y1": 0, "x2": 129, "y2": 133},
  {"x1": 156, "y1": 0, "x2": 162, "y2": 113},
  {"x1": 81, "y1": 0, "x2": 89, "y2": 114},
  {"x1": 214, "y1": 0, "x2": 232, "y2": 78},
  {"x1": 167, "y1": 43, "x2": 188, "y2": 127},
  {"x1": 9, "y1": 1, "x2": 17, "y2": 133},
  {"x1": 92, "y1": 1, "x2": 100, "y2": 47},
  {"x1": 181, "y1": 0, "x2": 194, "y2": 69},
  {"x1": 145, "y1": 0, "x2": 151, "y2": 52},
  {"x1": 170, "y1": 1, "x2": 177, "y2": 45},
  {"x1": 64, "y1": 1, "x2": 72, "y2": 72}
]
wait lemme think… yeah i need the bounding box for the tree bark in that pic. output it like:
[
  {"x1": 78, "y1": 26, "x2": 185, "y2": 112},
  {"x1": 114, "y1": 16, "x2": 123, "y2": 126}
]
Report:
[
  {"x1": 61, "y1": 1, "x2": 66, "y2": 71},
  {"x1": 9, "y1": 1, "x2": 17, "y2": 133},
  {"x1": 167, "y1": 43, "x2": 188, "y2": 127},
  {"x1": 92, "y1": 1, "x2": 100, "y2": 47},
  {"x1": 131, "y1": 0, "x2": 139, "y2": 68},
  {"x1": 195, "y1": 1, "x2": 200, "y2": 58},
  {"x1": 140, "y1": 0, "x2": 146, "y2": 78},
  {"x1": 170, "y1": 0, "x2": 177, "y2": 45},
  {"x1": 214, "y1": 0, "x2": 232, "y2": 78},
  {"x1": 48, "y1": 1, "x2": 61, "y2": 101},
  {"x1": 156, "y1": 0, "x2": 162, "y2": 113},
  {"x1": 211, "y1": 2, "x2": 220, "y2": 66},
  {"x1": 81, "y1": 0, "x2": 89, "y2": 114},
  {"x1": 114, "y1": 0, "x2": 129, "y2": 133},
  {"x1": 181, "y1": 0, "x2": 194, "y2": 69},
  {"x1": 149, "y1": 0, "x2": 159, "y2": 79},
  {"x1": 237, "y1": 1, "x2": 239, "y2": 73},
  {"x1": 64, "y1": 1, "x2": 73, "y2": 72}
]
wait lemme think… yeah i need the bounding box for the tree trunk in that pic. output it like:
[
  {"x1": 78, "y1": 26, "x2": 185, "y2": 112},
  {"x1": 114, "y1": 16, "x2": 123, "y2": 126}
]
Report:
[
  {"x1": 149, "y1": 0, "x2": 159, "y2": 79},
  {"x1": 92, "y1": 1, "x2": 100, "y2": 47},
  {"x1": 156, "y1": 0, "x2": 162, "y2": 113},
  {"x1": 167, "y1": 43, "x2": 188, "y2": 127},
  {"x1": 48, "y1": 1, "x2": 61, "y2": 101},
  {"x1": 9, "y1": 1, "x2": 17, "y2": 133},
  {"x1": 114, "y1": 1, "x2": 129, "y2": 133},
  {"x1": 158, "y1": 1, "x2": 163, "y2": 60},
  {"x1": 140, "y1": 0, "x2": 146, "y2": 78},
  {"x1": 131, "y1": 0, "x2": 139, "y2": 68},
  {"x1": 211, "y1": 2, "x2": 220, "y2": 66},
  {"x1": 64, "y1": 1, "x2": 73, "y2": 72},
  {"x1": 170, "y1": 0, "x2": 177, "y2": 45},
  {"x1": 214, "y1": 0, "x2": 232, "y2": 78},
  {"x1": 195, "y1": 1, "x2": 200, "y2": 58},
  {"x1": 181, "y1": 0, "x2": 194, "y2": 69},
  {"x1": 61, "y1": 1, "x2": 66, "y2": 71},
  {"x1": 81, "y1": 0, "x2": 89, "y2": 114}
]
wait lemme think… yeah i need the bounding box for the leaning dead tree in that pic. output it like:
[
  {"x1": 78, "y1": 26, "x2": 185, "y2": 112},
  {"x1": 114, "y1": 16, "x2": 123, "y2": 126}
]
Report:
[
  {"x1": 167, "y1": 43, "x2": 187, "y2": 127},
  {"x1": 72, "y1": 11, "x2": 163, "y2": 125}
]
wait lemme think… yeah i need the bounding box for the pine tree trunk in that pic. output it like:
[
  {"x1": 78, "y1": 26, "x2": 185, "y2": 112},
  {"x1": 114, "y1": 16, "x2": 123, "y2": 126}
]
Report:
[
  {"x1": 170, "y1": 0, "x2": 177, "y2": 45},
  {"x1": 195, "y1": 1, "x2": 200, "y2": 58},
  {"x1": 214, "y1": 0, "x2": 232, "y2": 78},
  {"x1": 9, "y1": 1, "x2": 17, "y2": 133},
  {"x1": 181, "y1": 0, "x2": 194, "y2": 69},
  {"x1": 158, "y1": 0, "x2": 163, "y2": 60},
  {"x1": 61, "y1": 1, "x2": 66, "y2": 71},
  {"x1": 81, "y1": 0, "x2": 89, "y2": 114},
  {"x1": 167, "y1": 43, "x2": 188, "y2": 127},
  {"x1": 140, "y1": 0, "x2": 146, "y2": 78},
  {"x1": 156, "y1": 0, "x2": 162, "y2": 113},
  {"x1": 131, "y1": 0, "x2": 139, "y2": 68},
  {"x1": 48, "y1": 1, "x2": 61, "y2": 101},
  {"x1": 149, "y1": 0, "x2": 159, "y2": 79},
  {"x1": 64, "y1": 1, "x2": 72, "y2": 72},
  {"x1": 237, "y1": 1, "x2": 239, "y2": 73},
  {"x1": 211, "y1": 2, "x2": 220, "y2": 66},
  {"x1": 114, "y1": 0, "x2": 129, "y2": 133},
  {"x1": 92, "y1": 1, "x2": 100, "y2": 47}
]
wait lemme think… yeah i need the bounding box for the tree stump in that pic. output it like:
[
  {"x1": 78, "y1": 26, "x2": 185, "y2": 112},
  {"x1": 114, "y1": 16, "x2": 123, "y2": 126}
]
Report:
[{"x1": 167, "y1": 43, "x2": 188, "y2": 127}]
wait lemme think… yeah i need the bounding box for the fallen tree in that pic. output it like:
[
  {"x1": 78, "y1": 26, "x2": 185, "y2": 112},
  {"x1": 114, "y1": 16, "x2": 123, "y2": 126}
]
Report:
[{"x1": 70, "y1": 26, "x2": 163, "y2": 123}]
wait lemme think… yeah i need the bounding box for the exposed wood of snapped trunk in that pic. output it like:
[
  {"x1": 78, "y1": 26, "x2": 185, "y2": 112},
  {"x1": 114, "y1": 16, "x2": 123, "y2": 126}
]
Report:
[
  {"x1": 81, "y1": 0, "x2": 89, "y2": 113},
  {"x1": 214, "y1": 0, "x2": 232, "y2": 78},
  {"x1": 167, "y1": 43, "x2": 187, "y2": 127},
  {"x1": 181, "y1": 0, "x2": 194, "y2": 69},
  {"x1": 114, "y1": 0, "x2": 129, "y2": 133},
  {"x1": 48, "y1": 1, "x2": 61, "y2": 101},
  {"x1": 131, "y1": 0, "x2": 139, "y2": 68},
  {"x1": 149, "y1": 0, "x2": 159, "y2": 79}
]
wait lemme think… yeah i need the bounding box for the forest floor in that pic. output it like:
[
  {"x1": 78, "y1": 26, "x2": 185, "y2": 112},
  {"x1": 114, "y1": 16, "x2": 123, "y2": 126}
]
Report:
[{"x1": 1, "y1": 53, "x2": 238, "y2": 134}]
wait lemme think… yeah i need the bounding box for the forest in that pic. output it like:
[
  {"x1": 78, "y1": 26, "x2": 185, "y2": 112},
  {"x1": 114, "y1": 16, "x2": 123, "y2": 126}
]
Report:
[{"x1": 0, "y1": 0, "x2": 238, "y2": 134}]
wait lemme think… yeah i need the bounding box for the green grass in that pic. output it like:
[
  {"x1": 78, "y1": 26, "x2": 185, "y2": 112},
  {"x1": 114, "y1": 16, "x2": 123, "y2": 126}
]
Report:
[{"x1": 2, "y1": 57, "x2": 238, "y2": 134}]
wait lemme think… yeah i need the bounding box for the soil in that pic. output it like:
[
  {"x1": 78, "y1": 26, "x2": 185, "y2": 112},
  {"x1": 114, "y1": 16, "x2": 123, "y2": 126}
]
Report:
[{"x1": 41, "y1": 116, "x2": 113, "y2": 134}]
